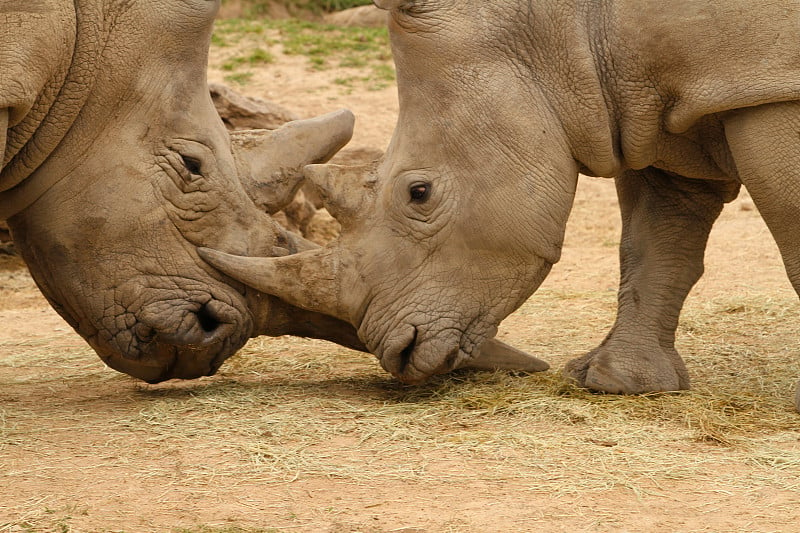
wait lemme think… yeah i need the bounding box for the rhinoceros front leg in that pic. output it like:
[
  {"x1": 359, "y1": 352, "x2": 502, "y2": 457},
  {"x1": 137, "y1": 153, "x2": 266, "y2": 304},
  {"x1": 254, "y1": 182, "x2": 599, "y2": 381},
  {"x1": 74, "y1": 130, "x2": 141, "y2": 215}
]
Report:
[
  {"x1": 564, "y1": 167, "x2": 739, "y2": 393},
  {"x1": 723, "y1": 101, "x2": 800, "y2": 412}
]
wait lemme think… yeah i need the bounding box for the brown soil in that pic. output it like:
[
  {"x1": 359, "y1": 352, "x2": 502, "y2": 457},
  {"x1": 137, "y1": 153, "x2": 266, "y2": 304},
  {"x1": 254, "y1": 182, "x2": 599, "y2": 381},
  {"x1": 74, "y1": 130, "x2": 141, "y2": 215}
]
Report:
[{"x1": 2, "y1": 17, "x2": 800, "y2": 533}]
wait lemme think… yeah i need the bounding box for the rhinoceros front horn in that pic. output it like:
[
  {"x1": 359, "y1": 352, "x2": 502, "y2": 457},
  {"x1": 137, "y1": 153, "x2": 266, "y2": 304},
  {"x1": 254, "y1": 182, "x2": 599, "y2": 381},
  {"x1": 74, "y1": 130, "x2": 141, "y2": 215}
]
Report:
[
  {"x1": 231, "y1": 109, "x2": 355, "y2": 214},
  {"x1": 197, "y1": 247, "x2": 353, "y2": 323}
]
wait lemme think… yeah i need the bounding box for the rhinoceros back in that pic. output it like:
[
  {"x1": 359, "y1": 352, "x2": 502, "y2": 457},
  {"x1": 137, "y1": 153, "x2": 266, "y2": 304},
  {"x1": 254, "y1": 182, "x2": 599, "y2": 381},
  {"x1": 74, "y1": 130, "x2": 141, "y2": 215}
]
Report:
[{"x1": 607, "y1": 0, "x2": 800, "y2": 134}]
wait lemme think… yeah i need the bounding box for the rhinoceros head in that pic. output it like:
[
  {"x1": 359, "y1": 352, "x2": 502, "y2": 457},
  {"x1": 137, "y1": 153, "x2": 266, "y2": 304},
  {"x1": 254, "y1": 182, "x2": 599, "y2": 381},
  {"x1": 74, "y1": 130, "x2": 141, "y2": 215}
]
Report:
[
  {"x1": 199, "y1": 151, "x2": 559, "y2": 383},
  {"x1": 1, "y1": 0, "x2": 357, "y2": 382},
  {"x1": 196, "y1": 1, "x2": 580, "y2": 383}
]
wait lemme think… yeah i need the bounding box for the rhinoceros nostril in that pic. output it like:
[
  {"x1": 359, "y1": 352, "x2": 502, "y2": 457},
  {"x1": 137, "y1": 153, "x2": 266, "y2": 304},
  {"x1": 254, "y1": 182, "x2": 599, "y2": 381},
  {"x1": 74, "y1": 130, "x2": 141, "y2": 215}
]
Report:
[
  {"x1": 399, "y1": 327, "x2": 418, "y2": 374},
  {"x1": 196, "y1": 301, "x2": 223, "y2": 333},
  {"x1": 133, "y1": 322, "x2": 156, "y2": 343},
  {"x1": 134, "y1": 299, "x2": 242, "y2": 348}
]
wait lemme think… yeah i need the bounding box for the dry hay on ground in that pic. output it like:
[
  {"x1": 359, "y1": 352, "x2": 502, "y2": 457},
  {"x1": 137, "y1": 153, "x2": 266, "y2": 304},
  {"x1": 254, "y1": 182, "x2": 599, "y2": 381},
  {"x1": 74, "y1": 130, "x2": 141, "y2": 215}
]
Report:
[{"x1": 2, "y1": 178, "x2": 799, "y2": 532}]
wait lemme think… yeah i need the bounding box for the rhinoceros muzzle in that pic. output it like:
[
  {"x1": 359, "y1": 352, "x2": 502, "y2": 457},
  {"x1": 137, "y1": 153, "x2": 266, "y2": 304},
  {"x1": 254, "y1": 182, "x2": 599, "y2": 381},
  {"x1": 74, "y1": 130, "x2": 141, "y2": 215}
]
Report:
[
  {"x1": 373, "y1": 322, "x2": 469, "y2": 384},
  {"x1": 101, "y1": 342, "x2": 228, "y2": 384},
  {"x1": 375, "y1": 323, "x2": 419, "y2": 380},
  {"x1": 136, "y1": 299, "x2": 239, "y2": 347},
  {"x1": 97, "y1": 294, "x2": 251, "y2": 383}
]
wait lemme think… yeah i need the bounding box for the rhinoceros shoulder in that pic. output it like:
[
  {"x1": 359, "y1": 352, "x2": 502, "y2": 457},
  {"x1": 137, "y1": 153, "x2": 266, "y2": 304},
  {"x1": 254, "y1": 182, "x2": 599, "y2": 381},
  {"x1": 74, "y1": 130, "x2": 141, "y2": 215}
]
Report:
[{"x1": 1, "y1": 0, "x2": 75, "y2": 191}]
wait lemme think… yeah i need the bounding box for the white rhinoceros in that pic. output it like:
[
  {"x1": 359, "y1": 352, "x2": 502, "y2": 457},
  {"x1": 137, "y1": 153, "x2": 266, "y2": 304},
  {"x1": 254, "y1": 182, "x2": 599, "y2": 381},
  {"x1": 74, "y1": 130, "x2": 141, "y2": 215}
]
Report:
[
  {"x1": 199, "y1": 1, "x2": 800, "y2": 408},
  {"x1": 0, "y1": 0, "x2": 371, "y2": 382}
]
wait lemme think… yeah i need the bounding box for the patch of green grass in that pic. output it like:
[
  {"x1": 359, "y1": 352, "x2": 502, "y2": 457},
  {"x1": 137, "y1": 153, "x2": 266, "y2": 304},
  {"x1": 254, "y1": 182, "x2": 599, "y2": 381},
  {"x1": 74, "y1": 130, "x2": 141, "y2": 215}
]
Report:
[
  {"x1": 332, "y1": 65, "x2": 395, "y2": 92},
  {"x1": 224, "y1": 72, "x2": 255, "y2": 85},
  {"x1": 308, "y1": 0, "x2": 374, "y2": 10},
  {"x1": 247, "y1": 47, "x2": 275, "y2": 64},
  {"x1": 213, "y1": 19, "x2": 268, "y2": 45},
  {"x1": 333, "y1": 76, "x2": 355, "y2": 87},
  {"x1": 275, "y1": 19, "x2": 392, "y2": 69},
  {"x1": 210, "y1": 32, "x2": 229, "y2": 48},
  {"x1": 222, "y1": 0, "x2": 374, "y2": 16},
  {"x1": 368, "y1": 62, "x2": 396, "y2": 89},
  {"x1": 212, "y1": 18, "x2": 394, "y2": 86},
  {"x1": 247, "y1": 48, "x2": 275, "y2": 65},
  {"x1": 221, "y1": 48, "x2": 275, "y2": 71},
  {"x1": 339, "y1": 55, "x2": 367, "y2": 68}
]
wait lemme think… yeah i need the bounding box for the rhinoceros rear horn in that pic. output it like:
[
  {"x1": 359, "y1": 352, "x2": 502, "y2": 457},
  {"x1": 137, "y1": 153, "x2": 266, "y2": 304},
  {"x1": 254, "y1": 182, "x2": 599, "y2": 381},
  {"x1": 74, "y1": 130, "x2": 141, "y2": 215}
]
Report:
[
  {"x1": 304, "y1": 163, "x2": 376, "y2": 226},
  {"x1": 231, "y1": 109, "x2": 355, "y2": 214},
  {"x1": 197, "y1": 247, "x2": 351, "y2": 323},
  {"x1": 462, "y1": 338, "x2": 550, "y2": 373}
]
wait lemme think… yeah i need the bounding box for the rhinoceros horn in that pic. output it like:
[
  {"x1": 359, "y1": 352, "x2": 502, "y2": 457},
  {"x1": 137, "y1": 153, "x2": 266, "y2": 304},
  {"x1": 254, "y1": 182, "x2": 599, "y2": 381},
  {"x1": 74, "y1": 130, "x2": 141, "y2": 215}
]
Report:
[
  {"x1": 231, "y1": 109, "x2": 355, "y2": 215},
  {"x1": 196, "y1": 247, "x2": 550, "y2": 373},
  {"x1": 198, "y1": 246, "x2": 357, "y2": 323},
  {"x1": 302, "y1": 163, "x2": 376, "y2": 228}
]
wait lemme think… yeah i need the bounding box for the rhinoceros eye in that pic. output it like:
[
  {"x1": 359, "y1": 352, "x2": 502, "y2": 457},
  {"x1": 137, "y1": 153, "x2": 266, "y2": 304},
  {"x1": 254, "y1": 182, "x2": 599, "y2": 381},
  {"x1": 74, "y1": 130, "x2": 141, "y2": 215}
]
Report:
[
  {"x1": 181, "y1": 155, "x2": 202, "y2": 176},
  {"x1": 409, "y1": 183, "x2": 431, "y2": 203}
]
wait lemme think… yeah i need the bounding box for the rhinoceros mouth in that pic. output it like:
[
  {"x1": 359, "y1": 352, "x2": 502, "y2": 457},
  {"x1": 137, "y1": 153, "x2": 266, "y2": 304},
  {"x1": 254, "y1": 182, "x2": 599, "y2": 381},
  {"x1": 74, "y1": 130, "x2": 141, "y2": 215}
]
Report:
[
  {"x1": 98, "y1": 341, "x2": 231, "y2": 384},
  {"x1": 397, "y1": 326, "x2": 418, "y2": 374}
]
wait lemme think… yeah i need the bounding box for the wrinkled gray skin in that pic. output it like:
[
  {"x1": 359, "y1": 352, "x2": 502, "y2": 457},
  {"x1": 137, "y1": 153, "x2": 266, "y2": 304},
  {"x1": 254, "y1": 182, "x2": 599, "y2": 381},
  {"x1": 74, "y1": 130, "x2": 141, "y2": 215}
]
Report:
[
  {"x1": 1, "y1": 0, "x2": 365, "y2": 382},
  {"x1": 201, "y1": 0, "x2": 800, "y2": 411}
]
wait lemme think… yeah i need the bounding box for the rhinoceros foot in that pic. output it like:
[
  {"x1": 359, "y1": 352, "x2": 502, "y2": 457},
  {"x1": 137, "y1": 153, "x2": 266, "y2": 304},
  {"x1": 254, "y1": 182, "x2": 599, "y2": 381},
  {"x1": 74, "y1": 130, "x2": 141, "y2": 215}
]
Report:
[{"x1": 563, "y1": 341, "x2": 690, "y2": 395}]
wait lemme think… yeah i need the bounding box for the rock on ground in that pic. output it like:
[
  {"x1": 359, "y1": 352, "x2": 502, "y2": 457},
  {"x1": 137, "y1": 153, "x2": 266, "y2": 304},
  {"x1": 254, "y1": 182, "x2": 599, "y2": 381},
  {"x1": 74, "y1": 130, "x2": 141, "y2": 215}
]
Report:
[
  {"x1": 210, "y1": 82, "x2": 299, "y2": 131},
  {"x1": 211, "y1": 83, "x2": 321, "y2": 239},
  {"x1": 323, "y1": 5, "x2": 387, "y2": 28}
]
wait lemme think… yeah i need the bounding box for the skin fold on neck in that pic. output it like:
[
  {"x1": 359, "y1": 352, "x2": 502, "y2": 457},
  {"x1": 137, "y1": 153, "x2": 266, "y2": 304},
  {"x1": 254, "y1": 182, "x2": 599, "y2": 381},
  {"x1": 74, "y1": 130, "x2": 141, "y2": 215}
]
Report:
[{"x1": 0, "y1": 0, "x2": 101, "y2": 220}]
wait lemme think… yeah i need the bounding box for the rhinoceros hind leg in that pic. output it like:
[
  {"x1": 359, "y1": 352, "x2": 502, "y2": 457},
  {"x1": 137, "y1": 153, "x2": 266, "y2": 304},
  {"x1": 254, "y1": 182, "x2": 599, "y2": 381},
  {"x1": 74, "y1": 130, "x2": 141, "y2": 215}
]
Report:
[
  {"x1": 724, "y1": 101, "x2": 800, "y2": 412},
  {"x1": 564, "y1": 168, "x2": 739, "y2": 394}
]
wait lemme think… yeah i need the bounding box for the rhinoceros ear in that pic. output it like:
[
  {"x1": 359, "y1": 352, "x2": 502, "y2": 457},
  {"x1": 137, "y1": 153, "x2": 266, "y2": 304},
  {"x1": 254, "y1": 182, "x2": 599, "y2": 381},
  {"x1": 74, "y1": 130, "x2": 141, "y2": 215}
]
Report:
[
  {"x1": 231, "y1": 109, "x2": 354, "y2": 215},
  {"x1": 373, "y1": 0, "x2": 413, "y2": 10}
]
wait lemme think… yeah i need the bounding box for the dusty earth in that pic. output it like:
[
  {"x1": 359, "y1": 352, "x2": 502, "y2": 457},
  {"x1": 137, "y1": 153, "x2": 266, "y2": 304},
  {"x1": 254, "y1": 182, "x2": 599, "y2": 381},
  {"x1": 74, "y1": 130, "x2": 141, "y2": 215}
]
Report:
[{"x1": 2, "y1": 13, "x2": 800, "y2": 533}]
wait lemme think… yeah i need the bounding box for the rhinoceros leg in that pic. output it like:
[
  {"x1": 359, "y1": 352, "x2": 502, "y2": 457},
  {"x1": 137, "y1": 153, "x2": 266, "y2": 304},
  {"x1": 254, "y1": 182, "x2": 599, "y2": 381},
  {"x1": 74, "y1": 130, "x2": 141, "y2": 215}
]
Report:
[
  {"x1": 723, "y1": 101, "x2": 800, "y2": 413},
  {"x1": 564, "y1": 167, "x2": 739, "y2": 394}
]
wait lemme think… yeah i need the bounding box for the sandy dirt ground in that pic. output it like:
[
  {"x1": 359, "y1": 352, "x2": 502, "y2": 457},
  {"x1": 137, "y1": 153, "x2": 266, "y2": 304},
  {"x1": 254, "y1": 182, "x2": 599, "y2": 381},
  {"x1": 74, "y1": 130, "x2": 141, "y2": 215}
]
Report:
[{"x1": 2, "y1": 15, "x2": 800, "y2": 533}]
